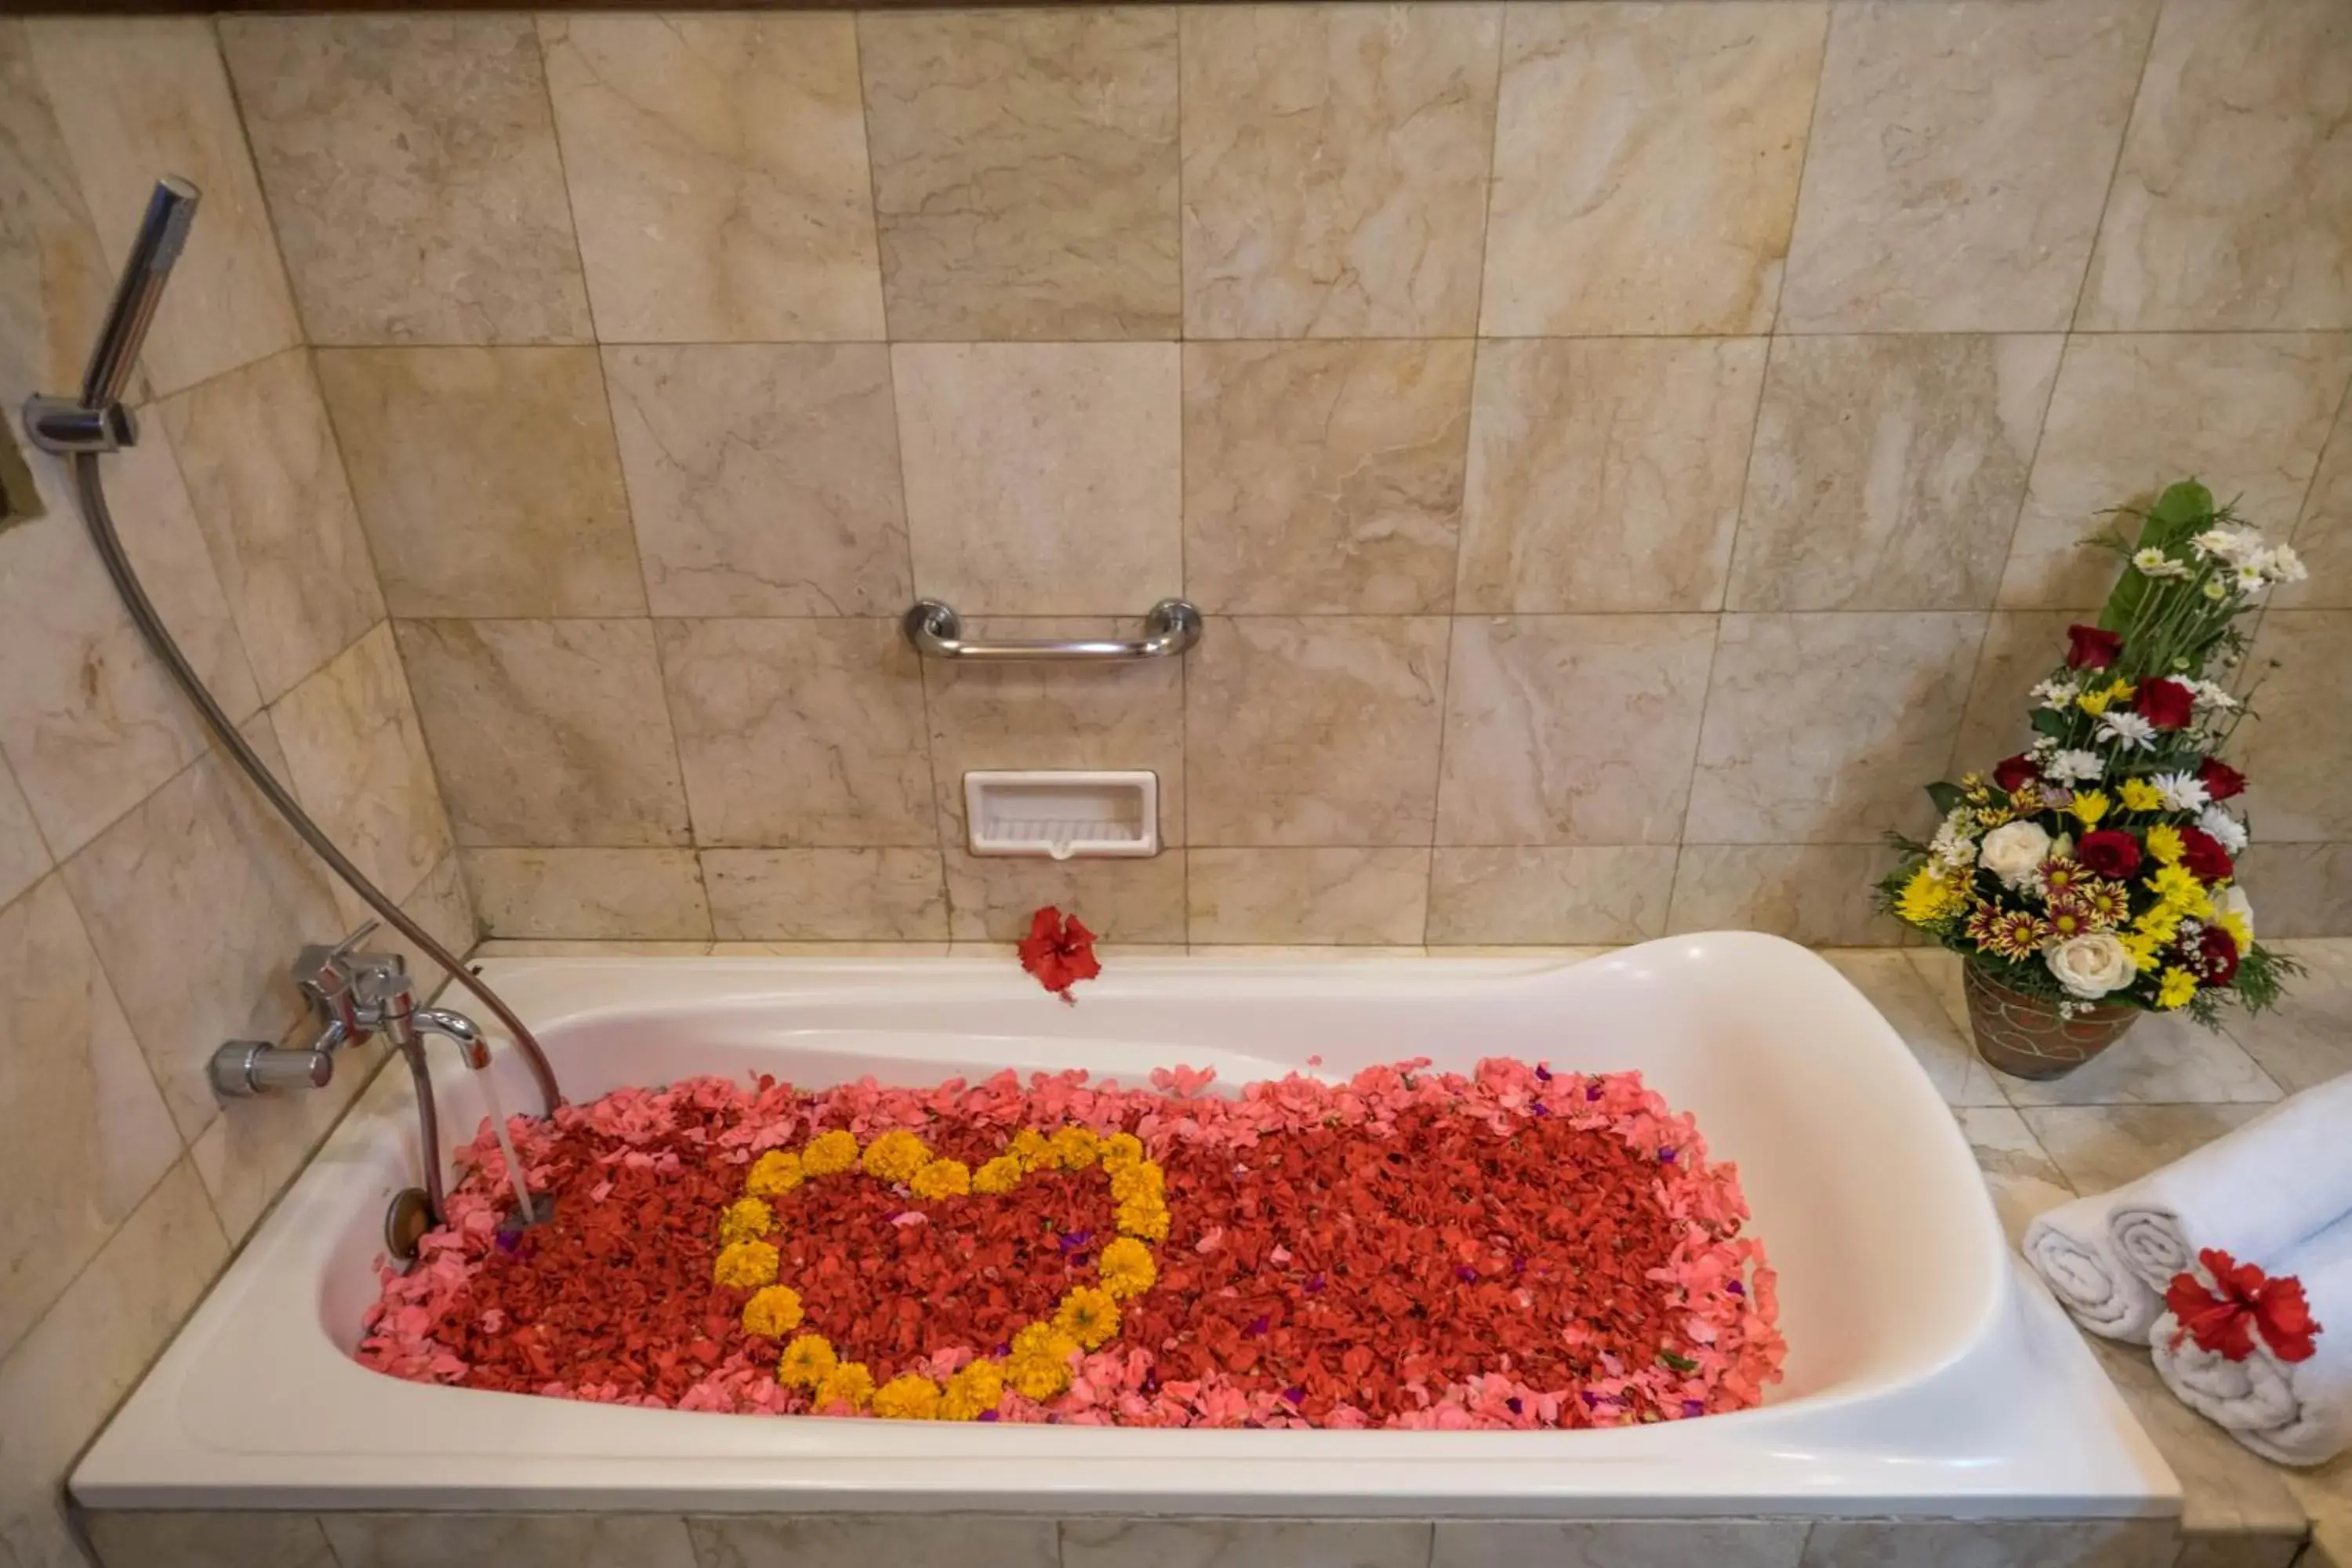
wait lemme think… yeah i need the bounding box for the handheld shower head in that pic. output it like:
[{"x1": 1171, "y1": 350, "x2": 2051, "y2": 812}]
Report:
[{"x1": 23, "y1": 175, "x2": 200, "y2": 455}]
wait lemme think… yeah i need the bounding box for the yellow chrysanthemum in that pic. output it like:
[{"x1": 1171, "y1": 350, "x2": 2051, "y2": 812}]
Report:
[
  {"x1": 910, "y1": 1158, "x2": 971, "y2": 1200},
  {"x1": 741, "y1": 1284, "x2": 804, "y2": 1338},
  {"x1": 971, "y1": 1154, "x2": 1025, "y2": 1195},
  {"x1": 2157, "y1": 967, "x2": 2199, "y2": 1010},
  {"x1": 745, "y1": 1149, "x2": 804, "y2": 1199},
  {"x1": 717, "y1": 1196, "x2": 775, "y2": 1247},
  {"x1": 2077, "y1": 684, "x2": 2115, "y2": 716},
  {"x1": 1895, "y1": 864, "x2": 1966, "y2": 926},
  {"x1": 2067, "y1": 791, "x2": 2111, "y2": 829},
  {"x1": 1054, "y1": 1286, "x2": 1121, "y2": 1350},
  {"x1": 1109, "y1": 1161, "x2": 1164, "y2": 1204},
  {"x1": 2119, "y1": 779, "x2": 2165, "y2": 813},
  {"x1": 1098, "y1": 1236, "x2": 1157, "y2": 1301},
  {"x1": 1101, "y1": 1131, "x2": 1145, "y2": 1171},
  {"x1": 2133, "y1": 902, "x2": 2183, "y2": 945},
  {"x1": 1044, "y1": 1126, "x2": 1102, "y2": 1171},
  {"x1": 2149, "y1": 864, "x2": 2214, "y2": 917},
  {"x1": 713, "y1": 1239, "x2": 780, "y2": 1290},
  {"x1": 941, "y1": 1359, "x2": 1005, "y2": 1421},
  {"x1": 776, "y1": 1334, "x2": 837, "y2": 1389},
  {"x1": 813, "y1": 1360, "x2": 875, "y2": 1412},
  {"x1": 2145, "y1": 823, "x2": 2185, "y2": 866},
  {"x1": 801, "y1": 1130, "x2": 859, "y2": 1176},
  {"x1": 872, "y1": 1373, "x2": 944, "y2": 1421},
  {"x1": 2119, "y1": 931, "x2": 2165, "y2": 974},
  {"x1": 1116, "y1": 1196, "x2": 1171, "y2": 1243},
  {"x1": 1007, "y1": 1128, "x2": 1049, "y2": 1171},
  {"x1": 862, "y1": 1128, "x2": 931, "y2": 1184},
  {"x1": 2220, "y1": 909, "x2": 2253, "y2": 953}
]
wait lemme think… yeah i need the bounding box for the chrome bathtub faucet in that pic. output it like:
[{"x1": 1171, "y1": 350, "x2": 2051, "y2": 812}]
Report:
[{"x1": 208, "y1": 920, "x2": 488, "y2": 1099}]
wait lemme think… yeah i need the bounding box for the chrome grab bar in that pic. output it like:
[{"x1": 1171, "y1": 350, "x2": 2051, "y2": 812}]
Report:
[{"x1": 902, "y1": 598, "x2": 1203, "y2": 662}]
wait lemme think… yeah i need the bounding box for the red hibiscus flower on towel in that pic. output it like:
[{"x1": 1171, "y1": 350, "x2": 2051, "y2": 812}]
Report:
[
  {"x1": 1018, "y1": 906, "x2": 1101, "y2": 1004},
  {"x1": 2166, "y1": 1248, "x2": 2321, "y2": 1363}
]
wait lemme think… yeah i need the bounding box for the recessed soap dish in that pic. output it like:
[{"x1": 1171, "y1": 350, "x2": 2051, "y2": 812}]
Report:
[{"x1": 964, "y1": 771, "x2": 1158, "y2": 860}]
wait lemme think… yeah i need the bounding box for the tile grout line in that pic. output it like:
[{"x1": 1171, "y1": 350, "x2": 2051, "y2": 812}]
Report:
[{"x1": 2063, "y1": 4, "x2": 2165, "y2": 337}]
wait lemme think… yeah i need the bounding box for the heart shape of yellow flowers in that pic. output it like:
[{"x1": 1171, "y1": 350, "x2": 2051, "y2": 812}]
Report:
[{"x1": 706, "y1": 1123, "x2": 1168, "y2": 1421}]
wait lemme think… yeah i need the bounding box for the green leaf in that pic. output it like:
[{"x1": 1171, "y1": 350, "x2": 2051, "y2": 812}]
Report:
[
  {"x1": 1926, "y1": 781, "x2": 1966, "y2": 815},
  {"x1": 2101, "y1": 479, "x2": 2214, "y2": 632},
  {"x1": 1659, "y1": 1350, "x2": 1699, "y2": 1374},
  {"x1": 2031, "y1": 707, "x2": 2071, "y2": 739}
]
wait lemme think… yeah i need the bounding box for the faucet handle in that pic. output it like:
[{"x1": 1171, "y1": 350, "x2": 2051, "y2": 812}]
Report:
[{"x1": 292, "y1": 920, "x2": 394, "y2": 1007}]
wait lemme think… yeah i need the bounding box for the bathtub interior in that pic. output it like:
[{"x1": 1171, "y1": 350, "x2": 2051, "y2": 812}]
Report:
[{"x1": 319, "y1": 936, "x2": 2006, "y2": 1417}]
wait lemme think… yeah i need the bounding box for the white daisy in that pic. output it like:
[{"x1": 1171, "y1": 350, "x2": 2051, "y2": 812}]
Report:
[
  {"x1": 2151, "y1": 770, "x2": 2211, "y2": 813},
  {"x1": 2189, "y1": 680, "x2": 2240, "y2": 713},
  {"x1": 2097, "y1": 710, "x2": 2158, "y2": 750},
  {"x1": 2044, "y1": 748, "x2": 2105, "y2": 783},
  {"x1": 2234, "y1": 562, "x2": 2269, "y2": 593},
  {"x1": 2132, "y1": 547, "x2": 2191, "y2": 579},
  {"x1": 2262, "y1": 544, "x2": 2308, "y2": 583},
  {"x1": 2203, "y1": 577, "x2": 2231, "y2": 601},
  {"x1": 1930, "y1": 818, "x2": 1979, "y2": 869},
  {"x1": 2192, "y1": 527, "x2": 2264, "y2": 564},
  {"x1": 2198, "y1": 807, "x2": 2249, "y2": 855},
  {"x1": 2031, "y1": 678, "x2": 2082, "y2": 710}
]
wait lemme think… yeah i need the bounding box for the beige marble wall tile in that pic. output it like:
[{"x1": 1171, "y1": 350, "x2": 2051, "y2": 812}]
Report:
[
  {"x1": 0, "y1": 22, "x2": 111, "y2": 405},
  {"x1": 1425, "y1": 846, "x2": 1675, "y2": 946},
  {"x1": 2002, "y1": 1011, "x2": 2280, "y2": 1108},
  {"x1": 62, "y1": 717, "x2": 342, "y2": 1138},
  {"x1": 194, "y1": 1031, "x2": 390, "y2": 1244},
  {"x1": 1800, "y1": 1519, "x2": 2178, "y2": 1568},
  {"x1": 1780, "y1": 0, "x2": 2156, "y2": 332},
  {"x1": 1437, "y1": 615, "x2": 1715, "y2": 846},
  {"x1": 321, "y1": 1512, "x2": 698, "y2": 1568},
  {"x1": 1998, "y1": 333, "x2": 2352, "y2": 609},
  {"x1": 380, "y1": 850, "x2": 479, "y2": 1006},
  {"x1": 158, "y1": 349, "x2": 384, "y2": 702},
  {"x1": 0, "y1": 763, "x2": 45, "y2": 913},
  {"x1": 1481, "y1": 2, "x2": 1828, "y2": 336},
  {"x1": 858, "y1": 9, "x2": 1180, "y2": 340},
  {"x1": 2082, "y1": 0, "x2": 2352, "y2": 331},
  {"x1": 1179, "y1": 5, "x2": 1499, "y2": 339},
  {"x1": 1434, "y1": 1519, "x2": 1808, "y2": 1568},
  {"x1": 1687, "y1": 612, "x2": 1985, "y2": 844},
  {"x1": 659, "y1": 618, "x2": 931, "y2": 847},
  {"x1": 0, "y1": 423, "x2": 260, "y2": 858},
  {"x1": 2226, "y1": 942, "x2": 2352, "y2": 1095},
  {"x1": 1730, "y1": 336, "x2": 2063, "y2": 612},
  {"x1": 1958, "y1": 1105, "x2": 2078, "y2": 1246},
  {"x1": 220, "y1": 16, "x2": 590, "y2": 346},
  {"x1": 269, "y1": 622, "x2": 451, "y2": 909},
  {"x1": 1457, "y1": 338, "x2": 1766, "y2": 615},
  {"x1": 475, "y1": 939, "x2": 710, "y2": 958},
  {"x1": 1830, "y1": 950, "x2": 2002, "y2": 1107},
  {"x1": 1188, "y1": 848, "x2": 1429, "y2": 945},
  {"x1": 604, "y1": 344, "x2": 908, "y2": 619},
  {"x1": 708, "y1": 942, "x2": 949, "y2": 958},
  {"x1": 1065, "y1": 1522, "x2": 1432, "y2": 1568},
  {"x1": 29, "y1": 17, "x2": 300, "y2": 396},
  {"x1": 691, "y1": 1515, "x2": 1056, "y2": 1568},
  {"x1": 2023, "y1": 1102, "x2": 2271, "y2": 1195},
  {"x1": 1184, "y1": 340, "x2": 1470, "y2": 615},
  {"x1": 393, "y1": 619, "x2": 690, "y2": 849},
  {"x1": 1667, "y1": 844, "x2": 1904, "y2": 946},
  {"x1": 895, "y1": 343, "x2": 1181, "y2": 615},
  {"x1": 2235, "y1": 843, "x2": 2352, "y2": 940},
  {"x1": 942, "y1": 848, "x2": 1185, "y2": 944},
  {"x1": 85, "y1": 1511, "x2": 339, "y2": 1568},
  {"x1": 1951, "y1": 609, "x2": 2076, "y2": 777},
  {"x1": 702, "y1": 848, "x2": 948, "y2": 942},
  {"x1": 540, "y1": 15, "x2": 883, "y2": 344},
  {"x1": 2236, "y1": 612, "x2": 2352, "y2": 840},
  {"x1": 2284, "y1": 394, "x2": 2352, "y2": 609},
  {"x1": 1187, "y1": 616, "x2": 1449, "y2": 846},
  {"x1": 0, "y1": 1160, "x2": 224, "y2": 1568},
  {"x1": 0, "y1": 877, "x2": 180, "y2": 1363},
  {"x1": 465, "y1": 848, "x2": 710, "y2": 942},
  {"x1": 316, "y1": 347, "x2": 643, "y2": 619},
  {"x1": 922, "y1": 617, "x2": 1184, "y2": 847}
]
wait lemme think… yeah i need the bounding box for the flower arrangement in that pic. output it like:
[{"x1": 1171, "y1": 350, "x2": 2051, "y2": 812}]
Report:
[{"x1": 1882, "y1": 481, "x2": 2299, "y2": 1030}]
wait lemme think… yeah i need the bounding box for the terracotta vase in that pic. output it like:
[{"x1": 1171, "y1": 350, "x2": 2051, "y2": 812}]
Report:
[{"x1": 1961, "y1": 960, "x2": 2140, "y2": 1080}]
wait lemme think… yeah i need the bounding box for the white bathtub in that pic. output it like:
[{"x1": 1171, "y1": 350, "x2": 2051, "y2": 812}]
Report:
[{"x1": 74, "y1": 936, "x2": 2173, "y2": 1519}]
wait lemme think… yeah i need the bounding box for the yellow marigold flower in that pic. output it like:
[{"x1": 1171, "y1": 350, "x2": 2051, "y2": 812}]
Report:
[
  {"x1": 1054, "y1": 1286, "x2": 1121, "y2": 1350},
  {"x1": 2068, "y1": 790, "x2": 2111, "y2": 829},
  {"x1": 971, "y1": 1154, "x2": 1025, "y2": 1195},
  {"x1": 713, "y1": 1239, "x2": 780, "y2": 1290},
  {"x1": 1006, "y1": 1324, "x2": 1080, "y2": 1400},
  {"x1": 2220, "y1": 909, "x2": 2253, "y2": 953},
  {"x1": 1007, "y1": 1128, "x2": 1049, "y2": 1171},
  {"x1": 911, "y1": 1158, "x2": 971, "y2": 1200},
  {"x1": 1010, "y1": 1322, "x2": 1062, "y2": 1359},
  {"x1": 2157, "y1": 967, "x2": 2198, "y2": 1010},
  {"x1": 741, "y1": 1284, "x2": 804, "y2": 1338},
  {"x1": 745, "y1": 1149, "x2": 804, "y2": 1199},
  {"x1": 801, "y1": 1130, "x2": 859, "y2": 1176},
  {"x1": 1895, "y1": 864, "x2": 1965, "y2": 926},
  {"x1": 941, "y1": 1359, "x2": 1005, "y2": 1421},
  {"x1": 1098, "y1": 1236, "x2": 1157, "y2": 1301},
  {"x1": 1102, "y1": 1131, "x2": 1145, "y2": 1171},
  {"x1": 2119, "y1": 779, "x2": 2165, "y2": 813},
  {"x1": 862, "y1": 1127, "x2": 931, "y2": 1184},
  {"x1": 1116, "y1": 1196, "x2": 1171, "y2": 1243},
  {"x1": 813, "y1": 1360, "x2": 875, "y2": 1412},
  {"x1": 777, "y1": 1334, "x2": 837, "y2": 1389},
  {"x1": 2119, "y1": 931, "x2": 2165, "y2": 974},
  {"x1": 1045, "y1": 1126, "x2": 1102, "y2": 1171},
  {"x1": 2145, "y1": 823, "x2": 2185, "y2": 866},
  {"x1": 872, "y1": 1373, "x2": 944, "y2": 1421},
  {"x1": 1110, "y1": 1161, "x2": 1165, "y2": 1204},
  {"x1": 717, "y1": 1196, "x2": 775, "y2": 1247}
]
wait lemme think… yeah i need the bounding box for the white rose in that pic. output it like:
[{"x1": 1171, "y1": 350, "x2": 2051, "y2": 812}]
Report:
[
  {"x1": 2046, "y1": 933, "x2": 2134, "y2": 1000},
  {"x1": 1980, "y1": 821, "x2": 2053, "y2": 890}
]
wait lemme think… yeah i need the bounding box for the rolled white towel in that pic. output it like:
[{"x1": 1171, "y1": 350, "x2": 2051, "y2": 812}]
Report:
[
  {"x1": 2107, "y1": 1075, "x2": 2352, "y2": 1295},
  {"x1": 2151, "y1": 1216, "x2": 2352, "y2": 1466},
  {"x1": 2024, "y1": 1190, "x2": 2164, "y2": 1342}
]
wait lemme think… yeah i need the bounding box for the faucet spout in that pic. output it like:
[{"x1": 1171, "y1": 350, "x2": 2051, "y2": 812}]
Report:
[{"x1": 400, "y1": 1004, "x2": 489, "y2": 1070}]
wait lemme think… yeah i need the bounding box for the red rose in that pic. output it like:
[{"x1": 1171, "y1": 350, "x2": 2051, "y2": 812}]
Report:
[
  {"x1": 2196, "y1": 924, "x2": 2241, "y2": 986},
  {"x1": 2176, "y1": 826, "x2": 2234, "y2": 884},
  {"x1": 2066, "y1": 624, "x2": 2125, "y2": 670},
  {"x1": 2135, "y1": 677, "x2": 2195, "y2": 731},
  {"x1": 2199, "y1": 757, "x2": 2247, "y2": 800},
  {"x1": 2165, "y1": 1248, "x2": 2321, "y2": 1363},
  {"x1": 1992, "y1": 753, "x2": 2038, "y2": 793},
  {"x1": 2075, "y1": 830, "x2": 2142, "y2": 879}
]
